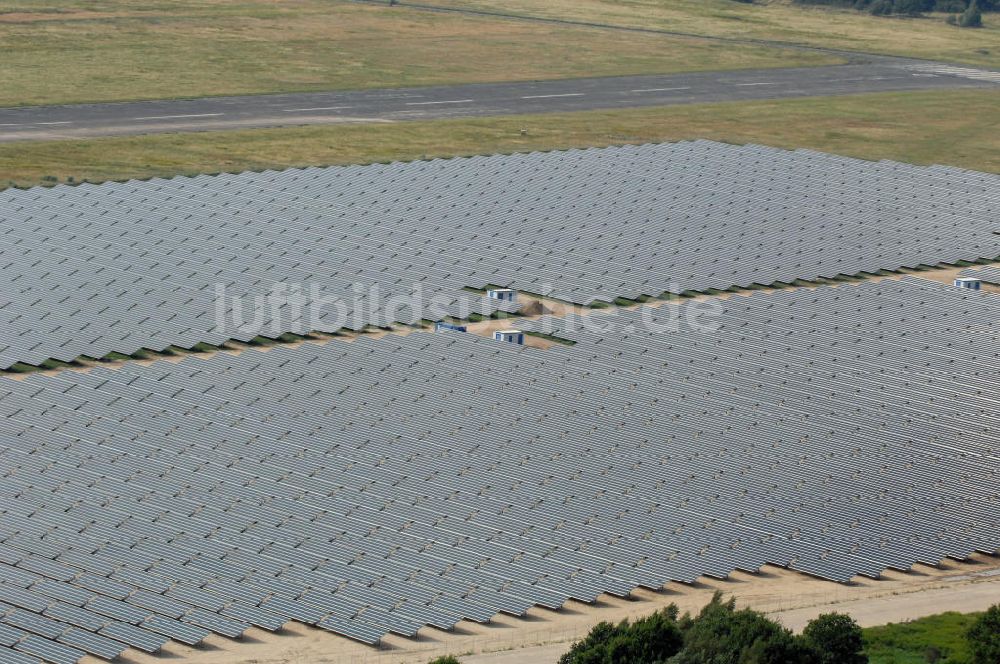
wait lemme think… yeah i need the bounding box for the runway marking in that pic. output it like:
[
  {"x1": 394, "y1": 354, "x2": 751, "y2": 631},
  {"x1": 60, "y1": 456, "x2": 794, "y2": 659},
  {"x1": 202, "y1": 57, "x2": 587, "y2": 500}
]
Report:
[
  {"x1": 405, "y1": 99, "x2": 474, "y2": 106},
  {"x1": 630, "y1": 86, "x2": 692, "y2": 93},
  {"x1": 0, "y1": 123, "x2": 24, "y2": 127},
  {"x1": 132, "y1": 113, "x2": 225, "y2": 120},
  {"x1": 521, "y1": 93, "x2": 584, "y2": 99},
  {"x1": 819, "y1": 77, "x2": 895, "y2": 83},
  {"x1": 904, "y1": 63, "x2": 1000, "y2": 83},
  {"x1": 734, "y1": 82, "x2": 778, "y2": 86},
  {"x1": 35, "y1": 121, "x2": 73, "y2": 125},
  {"x1": 282, "y1": 106, "x2": 354, "y2": 112}
]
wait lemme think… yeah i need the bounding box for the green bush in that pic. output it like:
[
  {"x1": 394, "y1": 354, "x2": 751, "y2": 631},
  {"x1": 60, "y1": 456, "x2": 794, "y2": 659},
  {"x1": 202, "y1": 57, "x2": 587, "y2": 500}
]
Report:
[
  {"x1": 959, "y1": 0, "x2": 984, "y2": 25},
  {"x1": 428, "y1": 656, "x2": 461, "y2": 664},
  {"x1": 559, "y1": 594, "x2": 872, "y2": 664},
  {"x1": 967, "y1": 605, "x2": 1000, "y2": 664},
  {"x1": 802, "y1": 613, "x2": 867, "y2": 664},
  {"x1": 672, "y1": 594, "x2": 819, "y2": 664},
  {"x1": 559, "y1": 606, "x2": 683, "y2": 664}
]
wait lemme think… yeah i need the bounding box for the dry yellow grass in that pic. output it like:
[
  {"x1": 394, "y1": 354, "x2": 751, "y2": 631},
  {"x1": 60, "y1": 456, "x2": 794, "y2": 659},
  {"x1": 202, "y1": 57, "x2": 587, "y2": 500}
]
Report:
[
  {"x1": 431, "y1": 0, "x2": 1000, "y2": 68},
  {"x1": 2, "y1": 88, "x2": 998, "y2": 190},
  {"x1": 0, "y1": 0, "x2": 835, "y2": 107}
]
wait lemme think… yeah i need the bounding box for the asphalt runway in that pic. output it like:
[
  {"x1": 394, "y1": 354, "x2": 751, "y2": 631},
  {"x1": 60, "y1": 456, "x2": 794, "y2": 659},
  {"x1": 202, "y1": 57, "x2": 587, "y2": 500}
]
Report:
[{"x1": 1, "y1": 60, "x2": 997, "y2": 142}]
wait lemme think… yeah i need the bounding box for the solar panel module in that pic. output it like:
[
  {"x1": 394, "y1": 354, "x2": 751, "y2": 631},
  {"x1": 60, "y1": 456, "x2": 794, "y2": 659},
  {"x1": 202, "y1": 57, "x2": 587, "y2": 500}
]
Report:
[
  {"x1": 3, "y1": 141, "x2": 1000, "y2": 370},
  {"x1": 0, "y1": 276, "x2": 998, "y2": 658}
]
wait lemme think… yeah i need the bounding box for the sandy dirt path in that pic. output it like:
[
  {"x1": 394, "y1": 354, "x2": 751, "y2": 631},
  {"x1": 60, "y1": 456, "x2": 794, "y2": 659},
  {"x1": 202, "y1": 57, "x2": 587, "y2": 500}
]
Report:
[{"x1": 466, "y1": 566, "x2": 1000, "y2": 664}]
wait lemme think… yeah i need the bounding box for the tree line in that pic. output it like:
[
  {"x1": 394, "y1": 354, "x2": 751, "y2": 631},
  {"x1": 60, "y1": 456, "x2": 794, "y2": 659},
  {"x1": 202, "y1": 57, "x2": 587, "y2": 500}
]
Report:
[
  {"x1": 428, "y1": 597, "x2": 1000, "y2": 664},
  {"x1": 792, "y1": 0, "x2": 989, "y2": 25}
]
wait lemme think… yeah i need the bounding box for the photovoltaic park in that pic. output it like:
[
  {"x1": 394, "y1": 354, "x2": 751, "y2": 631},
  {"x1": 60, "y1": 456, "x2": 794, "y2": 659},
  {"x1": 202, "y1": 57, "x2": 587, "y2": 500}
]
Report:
[
  {"x1": 1, "y1": 142, "x2": 1000, "y2": 663},
  {"x1": 4, "y1": 140, "x2": 1000, "y2": 370}
]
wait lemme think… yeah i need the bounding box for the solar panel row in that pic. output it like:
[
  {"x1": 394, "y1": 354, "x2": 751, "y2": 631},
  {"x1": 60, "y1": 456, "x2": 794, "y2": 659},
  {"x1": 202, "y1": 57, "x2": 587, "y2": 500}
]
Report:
[
  {"x1": 3, "y1": 141, "x2": 1000, "y2": 369},
  {"x1": 0, "y1": 277, "x2": 998, "y2": 661},
  {"x1": 960, "y1": 265, "x2": 1000, "y2": 285}
]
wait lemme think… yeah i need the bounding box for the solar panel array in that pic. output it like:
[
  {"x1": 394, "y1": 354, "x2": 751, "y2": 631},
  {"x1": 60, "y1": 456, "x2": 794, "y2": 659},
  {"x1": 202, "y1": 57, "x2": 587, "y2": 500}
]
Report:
[
  {"x1": 1, "y1": 277, "x2": 998, "y2": 662},
  {"x1": 959, "y1": 265, "x2": 1000, "y2": 284},
  {"x1": 4, "y1": 140, "x2": 1000, "y2": 369}
]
